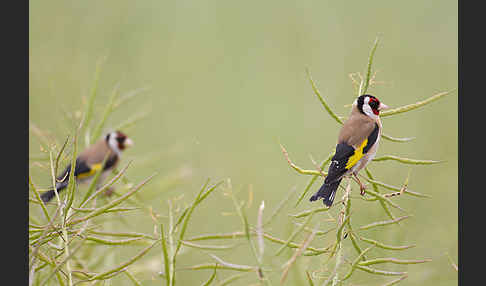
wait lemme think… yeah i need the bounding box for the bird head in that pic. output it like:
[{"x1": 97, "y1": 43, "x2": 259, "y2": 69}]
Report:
[
  {"x1": 355, "y1": 94, "x2": 388, "y2": 118},
  {"x1": 105, "y1": 131, "x2": 133, "y2": 154}
]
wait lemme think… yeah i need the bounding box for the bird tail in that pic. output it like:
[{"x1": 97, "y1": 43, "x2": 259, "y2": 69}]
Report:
[
  {"x1": 40, "y1": 181, "x2": 69, "y2": 203},
  {"x1": 309, "y1": 178, "x2": 343, "y2": 207}
]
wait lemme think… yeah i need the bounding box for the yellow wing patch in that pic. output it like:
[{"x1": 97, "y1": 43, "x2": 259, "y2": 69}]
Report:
[
  {"x1": 345, "y1": 139, "x2": 368, "y2": 169},
  {"x1": 77, "y1": 163, "x2": 103, "y2": 179}
]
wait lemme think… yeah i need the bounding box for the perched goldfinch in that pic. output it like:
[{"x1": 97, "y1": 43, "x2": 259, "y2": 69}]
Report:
[
  {"x1": 40, "y1": 131, "x2": 133, "y2": 203},
  {"x1": 310, "y1": 94, "x2": 388, "y2": 207}
]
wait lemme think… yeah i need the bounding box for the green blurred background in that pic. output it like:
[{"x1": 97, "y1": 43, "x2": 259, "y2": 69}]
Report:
[{"x1": 29, "y1": 0, "x2": 457, "y2": 285}]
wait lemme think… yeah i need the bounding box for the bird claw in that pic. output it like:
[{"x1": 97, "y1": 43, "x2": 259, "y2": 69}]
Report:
[
  {"x1": 360, "y1": 187, "x2": 366, "y2": 196},
  {"x1": 359, "y1": 183, "x2": 368, "y2": 196},
  {"x1": 351, "y1": 174, "x2": 367, "y2": 195}
]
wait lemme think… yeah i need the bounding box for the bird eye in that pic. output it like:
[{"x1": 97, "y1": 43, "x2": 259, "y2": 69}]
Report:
[{"x1": 368, "y1": 98, "x2": 379, "y2": 109}]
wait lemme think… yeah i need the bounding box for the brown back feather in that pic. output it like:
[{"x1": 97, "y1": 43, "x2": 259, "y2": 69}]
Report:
[
  {"x1": 337, "y1": 106, "x2": 377, "y2": 148},
  {"x1": 78, "y1": 139, "x2": 117, "y2": 165}
]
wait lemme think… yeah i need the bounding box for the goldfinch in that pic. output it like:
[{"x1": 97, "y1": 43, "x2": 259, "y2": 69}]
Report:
[
  {"x1": 310, "y1": 94, "x2": 388, "y2": 207},
  {"x1": 40, "y1": 131, "x2": 133, "y2": 203}
]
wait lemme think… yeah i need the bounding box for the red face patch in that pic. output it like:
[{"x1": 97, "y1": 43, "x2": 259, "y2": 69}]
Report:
[
  {"x1": 368, "y1": 97, "x2": 380, "y2": 115},
  {"x1": 115, "y1": 131, "x2": 127, "y2": 150}
]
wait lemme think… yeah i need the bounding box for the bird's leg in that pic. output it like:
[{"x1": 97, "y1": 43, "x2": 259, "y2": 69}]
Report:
[{"x1": 352, "y1": 173, "x2": 366, "y2": 195}]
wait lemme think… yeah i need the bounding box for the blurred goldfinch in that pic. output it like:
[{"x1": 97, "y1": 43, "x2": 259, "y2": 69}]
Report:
[
  {"x1": 310, "y1": 94, "x2": 388, "y2": 207},
  {"x1": 40, "y1": 131, "x2": 133, "y2": 203}
]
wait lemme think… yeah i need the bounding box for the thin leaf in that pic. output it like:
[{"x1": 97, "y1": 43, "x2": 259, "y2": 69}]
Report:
[
  {"x1": 280, "y1": 143, "x2": 323, "y2": 176},
  {"x1": 262, "y1": 232, "x2": 328, "y2": 255},
  {"x1": 115, "y1": 86, "x2": 150, "y2": 108},
  {"x1": 217, "y1": 274, "x2": 245, "y2": 286},
  {"x1": 82, "y1": 56, "x2": 106, "y2": 140},
  {"x1": 29, "y1": 176, "x2": 51, "y2": 222},
  {"x1": 276, "y1": 209, "x2": 316, "y2": 255},
  {"x1": 54, "y1": 135, "x2": 70, "y2": 175},
  {"x1": 68, "y1": 173, "x2": 155, "y2": 226},
  {"x1": 124, "y1": 270, "x2": 142, "y2": 286},
  {"x1": 88, "y1": 230, "x2": 155, "y2": 240},
  {"x1": 264, "y1": 186, "x2": 296, "y2": 226},
  {"x1": 364, "y1": 168, "x2": 397, "y2": 221},
  {"x1": 281, "y1": 222, "x2": 320, "y2": 284},
  {"x1": 209, "y1": 254, "x2": 256, "y2": 272},
  {"x1": 360, "y1": 236, "x2": 416, "y2": 251},
  {"x1": 358, "y1": 257, "x2": 432, "y2": 266},
  {"x1": 342, "y1": 245, "x2": 375, "y2": 281},
  {"x1": 40, "y1": 237, "x2": 87, "y2": 286},
  {"x1": 381, "y1": 89, "x2": 455, "y2": 117},
  {"x1": 63, "y1": 131, "x2": 79, "y2": 221},
  {"x1": 364, "y1": 188, "x2": 407, "y2": 213},
  {"x1": 381, "y1": 275, "x2": 408, "y2": 286},
  {"x1": 79, "y1": 161, "x2": 133, "y2": 208},
  {"x1": 291, "y1": 206, "x2": 331, "y2": 218},
  {"x1": 293, "y1": 222, "x2": 336, "y2": 236},
  {"x1": 160, "y1": 224, "x2": 170, "y2": 286},
  {"x1": 187, "y1": 232, "x2": 246, "y2": 241},
  {"x1": 362, "y1": 36, "x2": 381, "y2": 95},
  {"x1": 72, "y1": 206, "x2": 140, "y2": 214},
  {"x1": 177, "y1": 179, "x2": 214, "y2": 253},
  {"x1": 305, "y1": 271, "x2": 315, "y2": 286},
  {"x1": 173, "y1": 206, "x2": 190, "y2": 231},
  {"x1": 355, "y1": 265, "x2": 407, "y2": 276},
  {"x1": 364, "y1": 177, "x2": 431, "y2": 198},
  {"x1": 373, "y1": 155, "x2": 441, "y2": 165},
  {"x1": 446, "y1": 252, "x2": 458, "y2": 272},
  {"x1": 114, "y1": 112, "x2": 150, "y2": 131},
  {"x1": 295, "y1": 152, "x2": 334, "y2": 207},
  {"x1": 181, "y1": 263, "x2": 253, "y2": 272},
  {"x1": 306, "y1": 68, "x2": 344, "y2": 124},
  {"x1": 180, "y1": 241, "x2": 236, "y2": 251},
  {"x1": 83, "y1": 240, "x2": 159, "y2": 281},
  {"x1": 91, "y1": 82, "x2": 121, "y2": 142},
  {"x1": 359, "y1": 215, "x2": 411, "y2": 230},
  {"x1": 201, "y1": 266, "x2": 217, "y2": 286},
  {"x1": 84, "y1": 236, "x2": 145, "y2": 245},
  {"x1": 381, "y1": 133, "x2": 415, "y2": 143}
]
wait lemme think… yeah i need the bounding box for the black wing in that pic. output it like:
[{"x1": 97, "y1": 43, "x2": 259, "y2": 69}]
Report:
[
  {"x1": 363, "y1": 123, "x2": 379, "y2": 154},
  {"x1": 324, "y1": 122, "x2": 379, "y2": 184},
  {"x1": 104, "y1": 155, "x2": 119, "y2": 171},
  {"x1": 57, "y1": 155, "x2": 119, "y2": 182},
  {"x1": 324, "y1": 143, "x2": 355, "y2": 184},
  {"x1": 56, "y1": 159, "x2": 93, "y2": 182}
]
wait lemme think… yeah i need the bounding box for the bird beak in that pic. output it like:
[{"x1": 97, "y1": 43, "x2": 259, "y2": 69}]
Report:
[
  {"x1": 379, "y1": 103, "x2": 389, "y2": 110},
  {"x1": 124, "y1": 138, "x2": 134, "y2": 147}
]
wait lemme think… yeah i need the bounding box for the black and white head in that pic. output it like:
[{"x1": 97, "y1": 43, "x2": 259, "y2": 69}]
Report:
[
  {"x1": 354, "y1": 94, "x2": 389, "y2": 119},
  {"x1": 105, "y1": 131, "x2": 133, "y2": 155}
]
